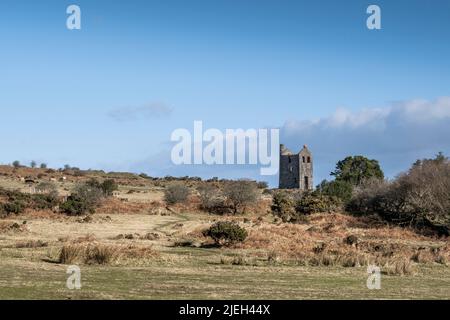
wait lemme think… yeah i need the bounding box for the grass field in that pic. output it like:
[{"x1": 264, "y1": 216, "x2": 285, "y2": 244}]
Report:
[{"x1": 1, "y1": 211, "x2": 449, "y2": 300}]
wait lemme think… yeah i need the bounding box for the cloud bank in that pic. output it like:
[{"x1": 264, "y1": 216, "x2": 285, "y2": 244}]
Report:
[
  {"x1": 130, "y1": 97, "x2": 450, "y2": 187},
  {"x1": 280, "y1": 97, "x2": 450, "y2": 183}
]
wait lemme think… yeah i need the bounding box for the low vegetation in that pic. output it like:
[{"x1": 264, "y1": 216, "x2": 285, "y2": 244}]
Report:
[
  {"x1": 348, "y1": 153, "x2": 450, "y2": 235},
  {"x1": 203, "y1": 221, "x2": 248, "y2": 246},
  {"x1": 164, "y1": 183, "x2": 190, "y2": 205},
  {"x1": 58, "y1": 242, "x2": 158, "y2": 265}
]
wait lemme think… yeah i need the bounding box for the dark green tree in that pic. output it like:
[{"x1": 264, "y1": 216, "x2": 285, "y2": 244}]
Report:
[{"x1": 331, "y1": 156, "x2": 384, "y2": 186}]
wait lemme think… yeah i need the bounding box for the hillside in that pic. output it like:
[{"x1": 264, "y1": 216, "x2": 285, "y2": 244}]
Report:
[{"x1": 0, "y1": 165, "x2": 449, "y2": 299}]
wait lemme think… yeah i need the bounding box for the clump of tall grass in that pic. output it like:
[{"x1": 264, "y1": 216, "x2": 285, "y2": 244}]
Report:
[{"x1": 58, "y1": 242, "x2": 158, "y2": 265}]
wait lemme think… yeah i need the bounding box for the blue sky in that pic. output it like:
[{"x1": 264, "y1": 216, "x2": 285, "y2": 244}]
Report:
[{"x1": 1, "y1": 0, "x2": 450, "y2": 186}]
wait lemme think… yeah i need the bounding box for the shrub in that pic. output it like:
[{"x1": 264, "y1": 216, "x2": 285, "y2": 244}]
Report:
[
  {"x1": 257, "y1": 181, "x2": 269, "y2": 189},
  {"x1": 317, "y1": 179, "x2": 353, "y2": 203},
  {"x1": 164, "y1": 183, "x2": 190, "y2": 205},
  {"x1": 60, "y1": 195, "x2": 93, "y2": 216},
  {"x1": 203, "y1": 221, "x2": 248, "y2": 246},
  {"x1": 3, "y1": 200, "x2": 25, "y2": 215},
  {"x1": 31, "y1": 193, "x2": 60, "y2": 210},
  {"x1": 35, "y1": 182, "x2": 57, "y2": 194},
  {"x1": 12, "y1": 161, "x2": 20, "y2": 168},
  {"x1": 348, "y1": 153, "x2": 450, "y2": 235},
  {"x1": 197, "y1": 184, "x2": 225, "y2": 212},
  {"x1": 295, "y1": 192, "x2": 341, "y2": 215},
  {"x1": 60, "y1": 183, "x2": 104, "y2": 215},
  {"x1": 271, "y1": 191, "x2": 296, "y2": 222},
  {"x1": 101, "y1": 179, "x2": 118, "y2": 196},
  {"x1": 40, "y1": 163, "x2": 47, "y2": 169},
  {"x1": 223, "y1": 180, "x2": 259, "y2": 214}
]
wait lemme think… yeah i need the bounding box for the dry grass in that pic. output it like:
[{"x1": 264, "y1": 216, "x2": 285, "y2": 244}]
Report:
[
  {"x1": 58, "y1": 242, "x2": 159, "y2": 265},
  {"x1": 97, "y1": 198, "x2": 154, "y2": 214},
  {"x1": 0, "y1": 221, "x2": 28, "y2": 233},
  {"x1": 233, "y1": 213, "x2": 449, "y2": 273},
  {"x1": 15, "y1": 240, "x2": 48, "y2": 248},
  {"x1": 383, "y1": 258, "x2": 415, "y2": 276}
]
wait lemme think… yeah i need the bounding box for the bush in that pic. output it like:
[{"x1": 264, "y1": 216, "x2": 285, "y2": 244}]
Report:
[
  {"x1": 203, "y1": 221, "x2": 248, "y2": 246},
  {"x1": 317, "y1": 179, "x2": 353, "y2": 203},
  {"x1": 101, "y1": 179, "x2": 118, "y2": 196},
  {"x1": 295, "y1": 192, "x2": 342, "y2": 215},
  {"x1": 85, "y1": 178, "x2": 118, "y2": 197},
  {"x1": 0, "y1": 187, "x2": 61, "y2": 215},
  {"x1": 197, "y1": 184, "x2": 225, "y2": 212},
  {"x1": 60, "y1": 183, "x2": 104, "y2": 215},
  {"x1": 223, "y1": 180, "x2": 259, "y2": 214},
  {"x1": 3, "y1": 200, "x2": 25, "y2": 215},
  {"x1": 257, "y1": 181, "x2": 269, "y2": 189},
  {"x1": 348, "y1": 153, "x2": 450, "y2": 236},
  {"x1": 31, "y1": 193, "x2": 60, "y2": 210},
  {"x1": 164, "y1": 183, "x2": 190, "y2": 205},
  {"x1": 271, "y1": 191, "x2": 296, "y2": 222},
  {"x1": 60, "y1": 195, "x2": 93, "y2": 216},
  {"x1": 36, "y1": 182, "x2": 57, "y2": 194}
]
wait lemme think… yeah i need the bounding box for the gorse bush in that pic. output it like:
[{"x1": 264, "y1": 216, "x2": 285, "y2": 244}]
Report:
[
  {"x1": 316, "y1": 179, "x2": 353, "y2": 203},
  {"x1": 0, "y1": 187, "x2": 61, "y2": 216},
  {"x1": 271, "y1": 191, "x2": 296, "y2": 222},
  {"x1": 164, "y1": 183, "x2": 190, "y2": 205},
  {"x1": 203, "y1": 221, "x2": 248, "y2": 246},
  {"x1": 295, "y1": 192, "x2": 342, "y2": 215},
  {"x1": 60, "y1": 194, "x2": 94, "y2": 216},
  {"x1": 271, "y1": 191, "x2": 341, "y2": 222},
  {"x1": 2, "y1": 200, "x2": 25, "y2": 215},
  {"x1": 31, "y1": 193, "x2": 60, "y2": 210}
]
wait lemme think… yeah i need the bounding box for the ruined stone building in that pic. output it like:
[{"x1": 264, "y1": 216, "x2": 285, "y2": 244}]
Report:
[{"x1": 279, "y1": 144, "x2": 313, "y2": 190}]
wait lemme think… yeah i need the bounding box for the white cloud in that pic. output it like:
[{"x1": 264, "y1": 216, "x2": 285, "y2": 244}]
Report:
[
  {"x1": 281, "y1": 97, "x2": 450, "y2": 183},
  {"x1": 108, "y1": 102, "x2": 173, "y2": 122}
]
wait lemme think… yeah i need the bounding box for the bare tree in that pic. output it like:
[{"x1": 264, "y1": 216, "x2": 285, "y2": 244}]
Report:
[{"x1": 223, "y1": 180, "x2": 259, "y2": 214}]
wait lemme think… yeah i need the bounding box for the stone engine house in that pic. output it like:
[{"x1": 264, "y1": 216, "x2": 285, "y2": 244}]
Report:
[{"x1": 279, "y1": 144, "x2": 313, "y2": 190}]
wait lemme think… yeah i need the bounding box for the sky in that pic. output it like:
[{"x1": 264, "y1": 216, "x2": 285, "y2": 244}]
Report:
[{"x1": 0, "y1": 0, "x2": 450, "y2": 187}]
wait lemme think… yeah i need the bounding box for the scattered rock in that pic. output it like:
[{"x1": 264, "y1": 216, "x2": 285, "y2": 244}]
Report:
[
  {"x1": 76, "y1": 216, "x2": 93, "y2": 223},
  {"x1": 344, "y1": 235, "x2": 359, "y2": 247},
  {"x1": 313, "y1": 243, "x2": 327, "y2": 254},
  {"x1": 141, "y1": 232, "x2": 160, "y2": 240},
  {"x1": 173, "y1": 239, "x2": 193, "y2": 247}
]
